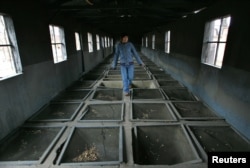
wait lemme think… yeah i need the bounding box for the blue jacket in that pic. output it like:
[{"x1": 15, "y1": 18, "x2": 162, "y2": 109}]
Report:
[{"x1": 112, "y1": 42, "x2": 143, "y2": 68}]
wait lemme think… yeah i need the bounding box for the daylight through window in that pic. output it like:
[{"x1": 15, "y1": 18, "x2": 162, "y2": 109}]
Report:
[
  {"x1": 152, "y1": 34, "x2": 155, "y2": 49},
  {"x1": 87, "y1": 32, "x2": 93, "y2": 52},
  {"x1": 165, "y1": 31, "x2": 171, "y2": 53},
  {"x1": 104, "y1": 36, "x2": 107, "y2": 48},
  {"x1": 75, "y1": 32, "x2": 81, "y2": 50},
  {"x1": 96, "y1": 34, "x2": 100, "y2": 50},
  {"x1": 0, "y1": 14, "x2": 22, "y2": 79},
  {"x1": 108, "y1": 37, "x2": 110, "y2": 47},
  {"x1": 201, "y1": 16, "x2": 231, "y2": 68},
  {"x1": 49, "y1": 25, "x2": 67, "y2": 63}
]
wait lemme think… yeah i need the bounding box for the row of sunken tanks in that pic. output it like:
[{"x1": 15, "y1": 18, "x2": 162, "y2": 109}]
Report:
[{"x1": 0, "y1": 54, "x2": 249, "y2": 168}]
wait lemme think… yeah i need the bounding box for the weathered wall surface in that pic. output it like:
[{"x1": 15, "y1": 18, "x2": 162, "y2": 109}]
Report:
[
  {"x1": 141, "y1": 0, "x2": 250, "y2": 140},
  {"x1": 0, "y1": 1, "x2": 112, "y2": 140}
]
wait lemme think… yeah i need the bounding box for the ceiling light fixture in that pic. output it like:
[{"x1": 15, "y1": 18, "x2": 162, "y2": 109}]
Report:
[
  {"x1": 86, "y1": 0, "x2": 94, "y2": 5},
  {"x1": 193, "y1": 7, "x2": 206, "y2": 14},
  {"x1": 120, "y1": 14, "x2": 132, "y2": 18}
]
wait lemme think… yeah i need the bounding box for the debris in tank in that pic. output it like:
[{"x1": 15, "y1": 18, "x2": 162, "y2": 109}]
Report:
[{"x1": 72, "y1": 145, "x2": 99, "y2": 162}]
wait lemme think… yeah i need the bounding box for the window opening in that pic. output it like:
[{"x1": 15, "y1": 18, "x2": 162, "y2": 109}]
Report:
[
  {"x1": 0, "y1": 14, "x2": 22, "y2": 79},
  {"x1": 75, "y1": 32, "x2": 81, "y2": 50},
  {"x1": 201, "y1": 16, "x2": 231, "y2": 68},
  {"x1": 165, "y1": 31, "x2": 171, "y2": 53},
  {"x1": 87, "y1": 32, "x2": 93, "y2": 52},
  {"x1": 49, "y1": 25, "x2": 67, "y2": 63},
  {"x1": 96, "y1": 34, "x2": 100, "y2": 50},
  {"x1": 104, "y1": 36, "x2": 107, "y2": 48},
  {"x1": 152, "y1": 34, "x2": 155, "y2": 49}
]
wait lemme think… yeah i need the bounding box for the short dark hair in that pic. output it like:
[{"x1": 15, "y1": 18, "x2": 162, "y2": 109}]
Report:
[{"x1": 120, "y1": 32, "x2": 128, "y2": 38}]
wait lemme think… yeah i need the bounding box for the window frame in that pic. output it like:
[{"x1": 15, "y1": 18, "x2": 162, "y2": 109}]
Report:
[
  {"x1": 201, "y1": 15, "x2": 231, "y2": 68},
  {"x1": 75, "y1": 32, "x2": 81, "y2": 51},
  {"x1": 96, "y1": 34, "x2": 100, "y2": 50},
  {"x1": 152, "y1": 34, "x2": 155, "y2": 49},
  {"x1": 87, "y1": 32, "x2": 93, "y2": 53},
  {"x1": 49, "y1": 24, "x2": 67, "y2": 64},
  {"x1": 0, "y1": 13, "x2": 22, "y2": 80},
  {"x1": 165, "y1": 30, "x2": 171, "y2": 53},
  {"x1": 104, "y1": 36, "x2": 107, "y2": 48}
]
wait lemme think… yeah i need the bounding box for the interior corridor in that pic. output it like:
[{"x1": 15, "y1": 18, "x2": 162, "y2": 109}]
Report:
[{"x1": 0, "y1": 53, "x2": 249, "y2": 168}]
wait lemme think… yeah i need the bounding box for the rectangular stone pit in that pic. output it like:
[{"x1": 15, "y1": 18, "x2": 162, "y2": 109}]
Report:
[
  {"x1": 154, "y1": 74, "x2": 174, "y2": 80},
  {"x1": 98, "y1": 80, "x2": 157, "y2": 89},
  {"x1": 29, "y1": 102, "x2": 84, "y2": 122},
  {"x1": 89, "y1": 69, "x2": 106, "y2": 74},
  {"x1": 82, "y1": 74, "x2": 103, "y2": 80},
  {"x1": 133, "y1": 125, "x2": 201, "y2": 165},
  {"x1": 103, "y1": 75, "x2": 121, "y2": 81},
  {"x1": 149, "y1": 70, "x2": 166, "y2": 75},
  {"x1": 134, "y1": 73, "x2": 151, "y2": 80},
  {"x1": 131, "y1": 80, "x2": 157, "y2": 89},
  {"x1": 104, "y1": 73, "x2": 151, "y2": 80},
  {"x1": 134, "y1": 66, "x2": 146, "y2": 70},
  {"x1": 134, "y1": 72, "x2": 151, "y2": 77},
  {"x1": 161, "y1": 87, "x2": 197, "y2": 101},
  {"x1": 53, "y1": 90, "x2": 92, "y2": 102},
  {"x1": 57, "y1": 126, "x2": 123, "y2": 166},
  {"x1": 131, "y1": 103, "x2": 177, "y2": 121},
  {"x1": 68, "y1": 80, "x2": 97, "y2": 89},
  {"x1": 132, "y1": 89, "x2": 165, "y2": 100},
  {"x1": 0, "y1": 126, "x2": 65, "y2": 165},
  {"x1": 158, "y1": 81, "x2": 183, "y2": 87},
  {"x1": 79, "y1": 103, "x2": 124, "y2": 122},
  {"x1": 91, "y1": 89, "x2": 123, "y2": 101},
  {"x1": 98, "y1": 81, "x2": 123, "y2": 89},
  {"x1": 148, "y1": 66, "x2": 164, "y2": 72},
  {"x1": 143, "y1": 60, "x2": 156, "y2": 67},
  {"x1": 171, "y1": 102, "x2": 220, "y2": 120},
  {"x1": 107, "y1": 70, "x2": 121, "y2": 75},
  {"x1": 187, "y1": 125, "x2": 250, "y2": 160}
]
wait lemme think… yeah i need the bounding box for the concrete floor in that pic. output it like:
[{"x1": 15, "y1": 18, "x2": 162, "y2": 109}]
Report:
[{"x1": 0, "y1": 54, "x2": 249, "y2": 168}]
